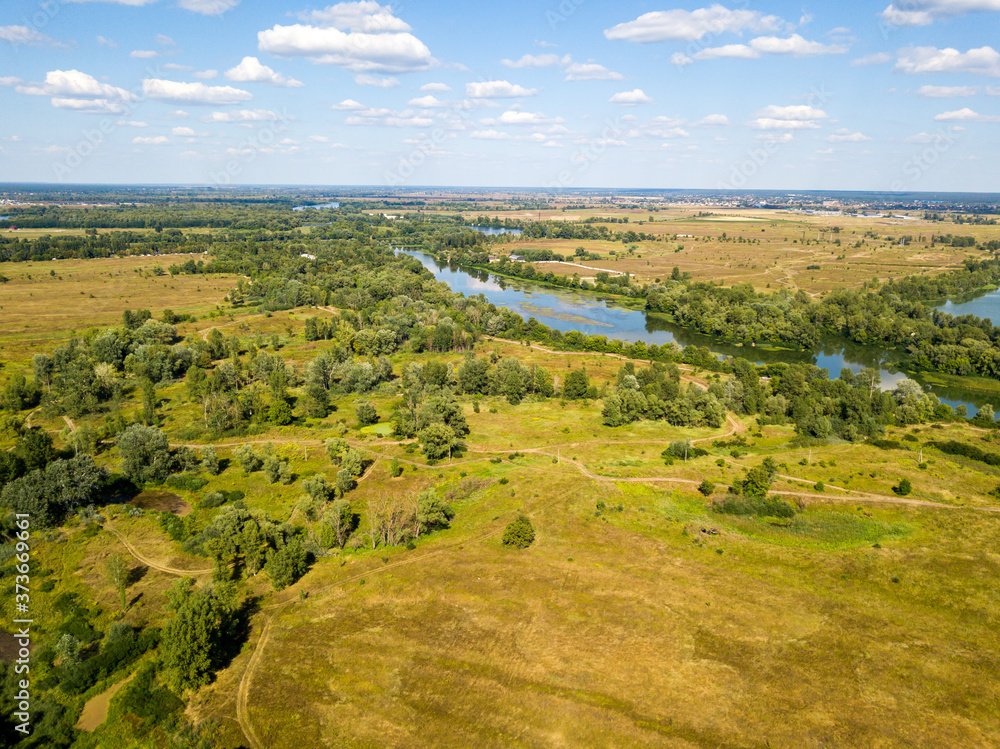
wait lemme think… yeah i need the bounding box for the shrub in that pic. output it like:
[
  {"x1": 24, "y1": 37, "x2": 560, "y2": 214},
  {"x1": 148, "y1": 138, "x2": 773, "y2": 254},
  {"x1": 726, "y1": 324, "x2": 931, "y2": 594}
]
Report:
[
  {"x1": 502, "y1": 515, "x2": 535, "y2": 549},
  {"x1": 894, "y1": 478, "x2": 912, "y2": 496},
  {"x1": 201, "y1": 492, "x2": 226, "y2": 509},
  {"x1": 698, "y1": 479, "x2": 715, "y2": 497}
]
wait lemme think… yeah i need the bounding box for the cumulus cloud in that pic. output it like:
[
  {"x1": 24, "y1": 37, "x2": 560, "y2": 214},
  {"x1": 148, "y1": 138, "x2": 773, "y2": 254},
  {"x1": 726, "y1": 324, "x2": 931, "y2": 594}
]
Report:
[
  {"x1": 470, "y1": 130, "x2": 512, "y2": 140},
  {"x1": 826, "y1": 128, "x2": 872, "y2": 142},
  {"x1": 610, "y1": 89, "x2": 653, "y2": 105},
  {"x1": 142, "y1": 78, "x2": 253, "y2": 105},
  {"x1": 116, "y1": 120, "x2": 147, "y2": 127},
  {"x1": 130, "y1": 50, "x2": 159, "y2": 58},
  {"x1": 225, "y1": 56, "x2": 304, "y2": 87},
  {"x1": 903, "y1": 131, "x2": 953, "y2": 142},
  {"x1": 755, "y1": 104, "x2": 828, "y2": 120},
  {"x1": 193, "y1": 70, "x2": 219, "y2": 79},
  {"x1": 0, "y1": 25, "x2": 64, "y2": 47},
  {"x1": 465, "y1": 80, "x2": 537, "y2": 98},
  {"x1": 156, "y1": 34, "x2": 176, "y2": 46},
  {"x1": 695, "y1": 114, "x2": 730, "y2": 126},
  {"x1": 202, "y1": 109, "x2": 285, "y2": 122},
  {"x1": 96, "y1": 35, "x2": 117, "y2": 48},
  {"x1": 0, "y1": 77, "x2": 22, "y2": 87},
  {"x1": 604, "y1": 5, "x2": 785, "y2": 42},
  {"x1": 564, "y1": 62, "x2": 622, "y2": 81},
  {"x1": 420, "y1": 82, "x2": 451, "y2": 92},
  {"x1": 163, "y1": 63, "x2": 193, "y2": 72},
  {"x1": 258, "y1": 2, "x2": 433, "y2": 73},
  {"x1": 171, "y1": 126, "x2": 206, "y2": 136},
  {"x1": 851, "y1": 52, "x2": 892, "y2": 66},
  {"x1": 354, "y1": 74, "x2": 399, "y2": 87},
  {"x1": 896, "y1": 46, "x2": 1000, "y2": 76},
  {"x1": 917, "y1": 85, "x2": 978, "y2": 97},
  {"x1": 332, "y1": 99, "x2": 365, "y2": 110},
  {"x1": 934, "y1": 107, "x2": 1000, "y2": 122},
  {"x1": 344, "y1": 106, "x2": 433, "y2": 127},
  {"x1": 16, "y1": 69, "x2": 137, "y2": 114},
  {"x1": 407, "y1": 94, "x2": 447, "y2": 108},
  {"x1": 880, "y1": 0, "x2": 1000, "y2": 27},
  {"x1": 133, "y1": 136, "x2": 169, "y2": 144}
]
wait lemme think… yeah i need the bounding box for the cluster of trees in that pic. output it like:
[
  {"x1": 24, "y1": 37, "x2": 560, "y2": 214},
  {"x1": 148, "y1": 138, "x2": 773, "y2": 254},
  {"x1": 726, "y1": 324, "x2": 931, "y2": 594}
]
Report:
[
  {"x1": 455, "y1": 354, "x2": 553, "y2": 404},
  {"x1": 602, "y1": 362, "x2": 725, "y2": 428}
]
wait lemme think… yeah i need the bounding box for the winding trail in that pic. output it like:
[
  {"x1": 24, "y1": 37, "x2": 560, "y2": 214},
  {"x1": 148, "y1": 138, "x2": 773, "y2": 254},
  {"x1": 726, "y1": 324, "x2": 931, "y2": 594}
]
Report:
[
  {"x1": 105, "y1": 522, "x2": 213, "y2": 577},
  {"x1": 76, "y1": 669, "x2": 138, "y2": 732}
]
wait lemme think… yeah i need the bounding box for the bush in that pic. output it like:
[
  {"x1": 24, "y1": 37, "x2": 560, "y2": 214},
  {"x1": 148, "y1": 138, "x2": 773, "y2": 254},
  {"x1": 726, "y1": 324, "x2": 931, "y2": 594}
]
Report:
[
  {"x1": 355, "y1": 401, "x2": 378, "y2": 426},
  {"x1": 201, "y1": 492, "x2": 226, "y2": 509},
  {"x1": 165, "y1": 475, "x2": 208, "y2": 492},
  {"x1": 501, "y1": 515, "x2": 535, "y2": 549},
  {"x1": 713, "y1": 495, "x2": 796, "y2": 518},
  {"x1": 894, "y1": 478, "x2": 912, "y2": 496},
  {"x1": 698, "y1": 479, "x2": 715, "y2": 497}
]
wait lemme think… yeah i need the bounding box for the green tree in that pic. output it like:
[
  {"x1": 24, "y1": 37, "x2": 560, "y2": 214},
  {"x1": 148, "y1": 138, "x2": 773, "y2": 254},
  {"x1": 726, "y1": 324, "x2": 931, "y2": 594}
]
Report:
[
  {"x1": 502, "y1": 515, "x2": 535, "y2": 549},
  {"x1": 159, "y1": 580, "x2": 228, "y2": 692},
  {"x1": 419, "y1": 423, "x2": 460, "y2": 461},
  {"x1": 233, "y1": 444, "x2": 261, "y2": 475},
  {"x1": 355, "y1": 401, "x2": 378, "y2": 426},
  {"x1": 201, "y1": 446, "x2": 220, "y2": 475},
  {"x1": 414, "y1": 491, "x2": 454, "y2": 538},
  {"x1": 302, "y1": 474, "x2": 332, "y2": 503},
  {"x1": 105, "y1": 553, "x2": 129, "y2": 611},
  {"x1": 265, "y1": 539, "x2": 308, "y2": 590},
  {"x1": 698, "y1": 479, "x2": 715, "y2": 497},
  {"x1": 895, "y1": 478, "x2": 912, "y2": 496},
  {"x1": 562, "y1": 369, "x2": 590, "y2": 400},
  {"x1": 322, "y1": 499, "x2": 355, "y2": 549},
  {"x1": 117, "y1": 424, "x2": 172, "y2": 485}
]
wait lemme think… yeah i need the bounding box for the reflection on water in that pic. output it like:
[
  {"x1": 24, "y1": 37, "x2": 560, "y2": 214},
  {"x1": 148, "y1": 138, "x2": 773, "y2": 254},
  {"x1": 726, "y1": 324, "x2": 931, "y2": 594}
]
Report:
[
  {"x1": 405, "y1": 250, "x2": 994, "y2": 415},
  {"x1": 936, "y1": 287, "x2": 1000, "y2": 324},
  {"x1": 465, "y1": 226, "x2": 522, "y2": 236},
  {"x1": 293, "y1": 202, "x2": 340, "y2": 211}
]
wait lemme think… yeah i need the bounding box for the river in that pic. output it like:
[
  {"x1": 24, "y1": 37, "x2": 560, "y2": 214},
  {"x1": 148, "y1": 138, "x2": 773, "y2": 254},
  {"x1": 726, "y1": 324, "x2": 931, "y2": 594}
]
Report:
[
  {"x1": 404, "y1": 251, "x2": 995, "y2": 416},
  {"x1": 293, "y1": 202, "x2": 340, "y2": 211},
  {"x1": 936, "y1": 287, "x2": 1000, "y2": 324}
]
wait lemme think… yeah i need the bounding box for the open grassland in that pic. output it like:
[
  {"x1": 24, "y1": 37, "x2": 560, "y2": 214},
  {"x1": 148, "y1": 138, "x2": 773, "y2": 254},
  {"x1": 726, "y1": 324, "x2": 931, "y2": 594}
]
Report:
[
  {"x1": 0, "y1": 255, "x2": 236, "y2": 364},
  {"x1": 465, "y1": 207, "x2": 997, "y2": 295}
]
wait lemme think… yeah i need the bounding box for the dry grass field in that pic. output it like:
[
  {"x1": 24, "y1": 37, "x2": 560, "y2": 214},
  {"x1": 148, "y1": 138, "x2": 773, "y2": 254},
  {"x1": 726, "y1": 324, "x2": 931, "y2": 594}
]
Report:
[
  {"x1": 457, "y1": 206, "x2": 998, "y2": 295},
  {"x1": 0, "y1": 254, "x2": 237, "y2": 364}
]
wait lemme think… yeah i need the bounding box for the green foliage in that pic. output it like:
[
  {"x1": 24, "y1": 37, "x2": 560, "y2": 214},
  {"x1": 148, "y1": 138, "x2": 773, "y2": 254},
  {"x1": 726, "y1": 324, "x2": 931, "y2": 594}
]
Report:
[
  {"x1": 698, "y1": 479, "x2": 715, "y2": 497},
  {"x1": 159, "y1": 579, "x2": 232, "y2": 692},
  {"x1": 200, "y1": 445, "x2": 220, "y2": 475},
  {"x1": 390, "y1": 457, "x2": 403, "y2": 477},
  {"x1": 928, "y1": 439, "x2": 1000, "y2": 466},
  {"x1": 165, "y1": 474, "x2": 208, "y2": 492},
  {"x1": 714, "y1": 495, "x2": 796, "y2": 518},
  {"x1": 355, "y1": 400, "x2": 378, "y2": 425},
  {"x1": 895, "y1": 478, "x2": 912, "y2": 496},
  {"x1": 114, "y1": 661, "x2": 184, "y2": 727},
  {"x1": 0, "y1": 455, "x2": 107, "y2": 526},
  {"x1": 117, "y1": 424, "x2": 173, "y2": 485},
  {"x1": 415, "y1": 491, "x2": 454, "y2": 537},
  {"x1": 502, "y1": 514, "x2": 535, "y2": 549},
  {"x1": 266, "y1": 539, "x2": 309, "y2": 590},
  {"x1": 234, "y1": 444, "x2": 262, "y2": 474},
  {"x1": 302, "y1": 474, "x2": 333, "y2": 503}
]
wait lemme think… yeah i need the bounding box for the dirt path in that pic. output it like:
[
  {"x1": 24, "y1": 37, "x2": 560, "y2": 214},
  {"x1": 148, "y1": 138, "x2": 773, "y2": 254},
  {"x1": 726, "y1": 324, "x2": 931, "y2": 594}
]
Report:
[
  {"x1": 76, "y1": 669, "x2": 138, "y2": 732},
  {"x1": 62, "y1": 415, "x2": 75, "y2": 431},
  {"x1": 105, "y1": 523, "x2": 213, "y2": 577}
]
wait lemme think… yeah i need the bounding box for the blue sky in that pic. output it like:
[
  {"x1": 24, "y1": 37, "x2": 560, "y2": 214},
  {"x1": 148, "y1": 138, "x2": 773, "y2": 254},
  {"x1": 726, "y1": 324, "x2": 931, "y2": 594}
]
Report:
[{"x1": 1, "y1": 0, "x2": 999, "y2": 190}]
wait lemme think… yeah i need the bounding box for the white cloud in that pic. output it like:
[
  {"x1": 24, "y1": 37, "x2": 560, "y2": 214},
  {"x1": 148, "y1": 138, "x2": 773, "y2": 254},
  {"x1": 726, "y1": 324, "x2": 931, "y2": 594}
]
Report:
[
  {"x1": 465, "y1": 80, "x2": 537, "y2": 98},
  {"x1": 130, "y1": 50, "x2": 159, "y2": 59},
  {"x1": 609, "y1": 89, "x2": 653, "y2": 105},
  {"x1": 202, "y1": 109, "x2": 284, "y2": 122},
  {"x1": 851, "y1": 52, "x2": 891, "y2": 66},
  {"x1": 156, "y1": 34, "x2": 176, "y2": 46},
  {"x1": 96, "y1": 35, "x2": 117, "y2": 49},
  {"x1": 604, "y1": 6, "x2": 784, "y2": 43},
  {"x1": 142, "y1": 78, "x2": 253, "y2": 105},
  {"x1": 420, "y1": 82, "x2": 451, "y2": 92},
  {"x1": 826, "y1": 128, "x2": 872, "y2": 142},
  {"x1": 0, "y1": 77, "x2": 22, "y2": 87},
  {"x1": 354, "y1": 73, "x2": 399, "y2": 87},
  {"x1": 258, "y1": 4, "x2": 433, "y2": 73},
  {"x1": 166, "y1": 109, "x2": 189, "y2": 119},
  {"x1": 748, "y1": 34, "x2": 847, "y2": 56},
  {"x1": 344, "y1": 107, "x2": 433, "y2": 127},
  {"x1": 682, "y1": 34, "x2": 847, "y2": 63},
  {"x1": 177, "y1": 0, "x2": 240, "y2": 15},
  {"x1": 16, "y1": 70, "x2": 136, "y2": 114},
  {"x1": 903, "y1": 131, "x2": 953, "y2": 143},
  {"x1": 0, "y1": 25, "x2": 62, "y2": 47},
  {"x1": 332, "y1": 98, "x2": 365, "y2": 110},
  {"x1": 481, "y1": 110, "x2": 553, "y2": 125},
  {"x1": 755, "y1": 104, "x2": 828, "y2": 120},
  {"x1": 934, "y1": 107, "x2": 1000, "y2": 122},
  {"x1": 564, "y1": 62, "x2": 622, "y2": 81},
  {"x1": 193, "y1": 70, "x2": 219, "y2": 80},
  {"x1": 756, "y1": 132, "x2": 794, "y2": 143},
  {"x1": 133, "y1": 136, "x2": 169, "y2": 144},
  {"x1": 750, "y1": 118, "x2": 822, "y2": 130},
  {"x1": 896, "y1": 46, "x2": 1000, "y2": 76},
  {"x1": 917, "y1": 85, "x2": 978, "y2": 97},
  {"x1": 470, "y1": 130, "x2": 512, "y2": 140},
  {"x1": 171, "y1": 126, "x2": 202, "y2": 135},
  {"x1": 881, "y1": 0, "x2": 1000, "y2": 27},
  {"x1": 308, "y1": 135, "x2": 329, "y2": 142},
  {"x1": 695, "y1": 114, "x2": 730, "y2": 126},
  {"x1": 407, "y1": 94, "x2": 446, "y2": 108},
  {"x1": 163, "y1": 63, "x2": 194, "y2": 72},
  {"x1": 501, "y1": 53, "x2": 566, "y2": 68},
  {"x1": 116, "y1": 120, "x2": 148, "y2": 127},
  {"x1": 225, "y1": 56, "x2": 304, "y2": 87},
  {"x1": 297, "y1": 2, "x2": 411, "y2": 32}
]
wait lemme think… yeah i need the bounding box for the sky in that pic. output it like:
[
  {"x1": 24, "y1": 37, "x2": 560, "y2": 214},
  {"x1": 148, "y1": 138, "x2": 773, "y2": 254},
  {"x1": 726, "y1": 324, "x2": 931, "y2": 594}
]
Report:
[{"x1": 1, "y1": 0, "x2": 999, "y2": 191}]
